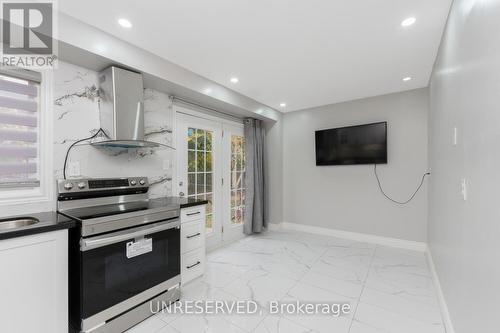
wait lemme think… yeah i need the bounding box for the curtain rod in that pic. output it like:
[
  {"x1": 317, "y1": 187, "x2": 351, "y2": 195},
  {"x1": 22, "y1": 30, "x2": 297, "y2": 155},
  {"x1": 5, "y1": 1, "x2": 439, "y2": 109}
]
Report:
[{"x1": 170, "y1": 96, "x2": 244, "y2": 122}]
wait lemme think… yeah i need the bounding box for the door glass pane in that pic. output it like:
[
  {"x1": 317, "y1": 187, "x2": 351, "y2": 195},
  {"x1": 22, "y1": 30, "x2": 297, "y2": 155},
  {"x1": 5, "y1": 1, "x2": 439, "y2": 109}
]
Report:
[
  {"x1": 206, "y1": 131, "x2": 213, "y2": 151},
  {"x1": 186, "y1": 127, "x2": 214, "y2": 233},
  {"x1": 196, "y1": 129, "x2": 205, "y2": 150},
  {"x1": 188, "y1": 128, "x2": 196, "y2": 150},
  {"x1": 235, "y1": 208, "x2": 242, "y2": 224},
  {"x1": 197, "y1": 173, "x2": 205, "y2": 194},
  {"x1": 188, "y1": 173, "x2": 195, "y2": 195},
  {"x1": 206, "y1": 152, "x2": 212, "y2": 171},
  {"x1": 188, "y1": 151, "x2": 195, "y2": 172},
  {"x1": 206, "y1": 173, "x2": 213, "y2": 192},
  {"x1": 236, "y1": 172, "x2": 242, "y2": 188},
  {"x1": 231, "y1": 190, "x2": 236, "y2": 207},
  {"x1": 230, "y1": 134, "x2": 245, "y2": 225},
  {"x1": 197, "y1": 151, "x2": 205, "y2": 171}
]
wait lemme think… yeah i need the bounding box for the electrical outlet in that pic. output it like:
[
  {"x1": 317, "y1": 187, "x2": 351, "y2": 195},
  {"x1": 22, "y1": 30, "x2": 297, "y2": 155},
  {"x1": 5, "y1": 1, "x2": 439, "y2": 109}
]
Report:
[
  {"x1": 461, "y1": 178, "x2": 467, "y2": 201},
  {"x1": 453, "y1": 127, "x2": 458, "y2": 146},
  {"x1": 68, "y1": 161, "x2": 81, "y2": 177}
]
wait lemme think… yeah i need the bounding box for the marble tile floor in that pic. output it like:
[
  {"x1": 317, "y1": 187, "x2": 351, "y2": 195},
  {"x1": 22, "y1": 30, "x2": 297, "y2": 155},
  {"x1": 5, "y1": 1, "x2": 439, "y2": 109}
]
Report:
[{"x1": 126, "y1": 229, "x2": 445, "y2": 333}]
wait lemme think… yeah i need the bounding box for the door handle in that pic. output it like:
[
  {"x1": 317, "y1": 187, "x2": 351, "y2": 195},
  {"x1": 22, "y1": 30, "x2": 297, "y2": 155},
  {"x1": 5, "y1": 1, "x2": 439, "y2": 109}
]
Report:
[
  {"x1": 179, "y1": 191, "x2": 185, "y2": 197},
  {"x1": 186, "y1": 211, "x2": 200, "y2": 216},
  {"x1": 186, "y1": 232, "x2": 201, "y2": 239},
  {"x1": 81, "y1": 219, "x2": 180, "y2": 251},
  {"x1": 186, "y1": 261, "x2": 201, "y2": 269}
]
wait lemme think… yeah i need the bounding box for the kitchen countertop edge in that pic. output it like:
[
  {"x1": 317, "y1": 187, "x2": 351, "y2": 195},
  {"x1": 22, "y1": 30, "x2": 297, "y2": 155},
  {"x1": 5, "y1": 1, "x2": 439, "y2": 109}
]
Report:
[
  {"x1": 0, "y1": 212, "x2": 77, "y2": 241},
  {"x1": 150, "y1": 196, "x2": 209, "y2": 209},
  {"x1": 0, "y1": 197, "x2": 208, "y2": 241}
]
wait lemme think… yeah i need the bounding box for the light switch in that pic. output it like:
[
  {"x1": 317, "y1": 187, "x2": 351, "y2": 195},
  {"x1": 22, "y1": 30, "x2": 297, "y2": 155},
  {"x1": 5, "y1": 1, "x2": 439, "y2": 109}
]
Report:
[
  {"x1": 453, "y1": 127, "x2": 458, "y2": 146},
  {"x1": 68, "y1": 161, "x2": 81, "y2": 177}
]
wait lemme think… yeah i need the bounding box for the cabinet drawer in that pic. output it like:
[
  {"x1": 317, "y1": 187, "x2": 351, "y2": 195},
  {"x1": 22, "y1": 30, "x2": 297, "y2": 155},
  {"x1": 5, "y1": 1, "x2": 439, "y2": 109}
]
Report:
[
  {"x1": 180, "y1": 205, "x2": 206, "y2": 224},
  {"x1": 181, "y1": 220, "x2": 205, "y2": 254},
  {"x1": 181, "y1": 247, "x2": 205, "y2": 285}
]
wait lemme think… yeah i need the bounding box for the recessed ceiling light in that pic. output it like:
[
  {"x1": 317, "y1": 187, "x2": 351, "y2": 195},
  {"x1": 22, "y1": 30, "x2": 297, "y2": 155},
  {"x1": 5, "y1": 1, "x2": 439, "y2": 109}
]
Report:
[
  {"x1": 280, "y1": 103, "x2": 286, "y2": 107},
  {"x1": 403, "y1": 76, "x2": 412, "y2": 82},
  {"x1": 401, "y1": 17, "x2": 416, "y2": 27},
  {"x1": 230, "y1": 77, "x2": 239, "y2": 83},
  {"x1": 118, "y1": 18, "x2": 132, "y2": 28}
]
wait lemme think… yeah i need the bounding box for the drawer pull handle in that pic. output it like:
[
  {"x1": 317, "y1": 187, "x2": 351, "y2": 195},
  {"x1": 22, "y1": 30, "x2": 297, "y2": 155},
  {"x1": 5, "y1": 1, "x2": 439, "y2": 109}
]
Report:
[
  {"x1": 187, "y1": 232, "x2": 201, "y2": 239},
  {"x1": 186, "y1": 212, "x2": 201, "y2": 216},
  {"x1": 186, "y1": 261, "x2": 201, "y2": 269}
]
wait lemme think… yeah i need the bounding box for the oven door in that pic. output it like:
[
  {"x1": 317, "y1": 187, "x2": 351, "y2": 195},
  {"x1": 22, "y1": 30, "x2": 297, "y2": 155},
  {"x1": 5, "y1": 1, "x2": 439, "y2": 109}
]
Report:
[{"x1": 79, "y1": 219, "x2": 180, "y2": 327}]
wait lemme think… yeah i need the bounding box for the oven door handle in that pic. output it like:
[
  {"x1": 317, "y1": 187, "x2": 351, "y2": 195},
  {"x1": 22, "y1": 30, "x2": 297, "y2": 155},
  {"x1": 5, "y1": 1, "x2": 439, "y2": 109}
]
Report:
[{"x1": 81, "y1": 219, "x2": 180, "y2": 251}]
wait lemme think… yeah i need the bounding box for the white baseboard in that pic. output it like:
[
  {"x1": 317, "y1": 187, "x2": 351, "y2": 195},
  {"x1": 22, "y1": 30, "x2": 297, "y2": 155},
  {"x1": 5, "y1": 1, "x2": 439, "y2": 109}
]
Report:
[
  {"x1": 426, "y1": 247, "x2": 455, "y2": 333},
  {"x1": 276, "y1": 222, "x2": 427, "y2": 252}
]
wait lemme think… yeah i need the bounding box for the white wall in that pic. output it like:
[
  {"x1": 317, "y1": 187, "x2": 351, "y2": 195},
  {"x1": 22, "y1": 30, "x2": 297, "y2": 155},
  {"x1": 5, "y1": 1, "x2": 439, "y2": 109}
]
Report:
[
  {"x1": 1, "y1": 61, "x2": 177, "y2": 216},
  {"x1": 264, "y1": 116, "x2": 284, "y2": 225},
  {"x1": 283, "y1": 88, "x2": 429, "y2": 242},
  {"x1": 52, "y1": 62, "x2": 175, "y2": 197},
  {"x1": 428, "y1": 1, "x2": 500, "y2": 332}
]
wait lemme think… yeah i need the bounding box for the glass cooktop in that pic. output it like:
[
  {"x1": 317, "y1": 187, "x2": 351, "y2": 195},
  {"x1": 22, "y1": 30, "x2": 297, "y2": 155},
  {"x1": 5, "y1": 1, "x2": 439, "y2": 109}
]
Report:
[{"x1": 60, "y1": 200, "x2": 178, "y2": 221}]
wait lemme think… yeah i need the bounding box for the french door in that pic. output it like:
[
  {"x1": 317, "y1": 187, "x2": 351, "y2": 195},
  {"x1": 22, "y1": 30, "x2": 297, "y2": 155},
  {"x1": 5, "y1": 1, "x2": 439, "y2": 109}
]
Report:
[
  {"x1": 176, "y1": 110, "x2": 245, "y2": 250},
  {"x1": 222, "y1": 124, "x2": 246, "y2": 243}
]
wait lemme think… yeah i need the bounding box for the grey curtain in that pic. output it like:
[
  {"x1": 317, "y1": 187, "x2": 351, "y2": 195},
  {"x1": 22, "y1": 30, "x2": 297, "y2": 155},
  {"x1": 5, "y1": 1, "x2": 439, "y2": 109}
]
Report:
[{"x1": 244, "y1": 118, "x2": 266, "y2": 234}]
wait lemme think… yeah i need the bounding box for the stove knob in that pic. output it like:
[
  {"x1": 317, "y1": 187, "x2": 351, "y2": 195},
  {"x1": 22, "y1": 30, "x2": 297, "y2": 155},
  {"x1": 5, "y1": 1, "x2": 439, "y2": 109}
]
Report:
[
  {"x1": 64, "y1": 182, "x2": 73, "y2": 190},
  {"x1": 130, "y1": 180, "x2": 137, "y2": 186},
  {"x1": 139, "y1": 179, "x2": 146, "y2": 185},
  {"x1": 77, "y1": 182, "x2": 86, "y2": 189}
]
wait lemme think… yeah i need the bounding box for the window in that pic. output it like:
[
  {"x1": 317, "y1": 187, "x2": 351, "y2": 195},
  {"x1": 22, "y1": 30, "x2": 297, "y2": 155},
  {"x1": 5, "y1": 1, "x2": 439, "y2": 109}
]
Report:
[
  {"x1": 0, "y1": 69, "x2": 41, "y2": 190},
  {"x1": 230, "y1": 135, "x2": 245, "y2": 224},
  {"x1": 187, "y1": 127, "x2": 214, "y2": 232}
]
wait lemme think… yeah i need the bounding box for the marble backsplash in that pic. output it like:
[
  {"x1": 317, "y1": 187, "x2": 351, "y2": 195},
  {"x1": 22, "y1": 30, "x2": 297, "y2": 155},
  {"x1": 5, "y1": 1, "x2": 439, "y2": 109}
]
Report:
[{"x1": 53, "y1": 61, "x2": 175, "y2": 198}]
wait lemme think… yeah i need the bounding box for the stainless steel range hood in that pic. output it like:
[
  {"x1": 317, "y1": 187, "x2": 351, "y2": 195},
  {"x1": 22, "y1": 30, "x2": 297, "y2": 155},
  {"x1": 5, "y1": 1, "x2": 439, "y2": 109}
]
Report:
[{"x1": 92, "y1": 66, "x2": 170, "y2": 149}]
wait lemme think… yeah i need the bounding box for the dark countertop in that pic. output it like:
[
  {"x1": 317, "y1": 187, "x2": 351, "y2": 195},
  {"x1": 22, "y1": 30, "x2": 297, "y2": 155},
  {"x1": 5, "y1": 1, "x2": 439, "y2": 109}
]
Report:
[
  {"x1": 0, "y1": 197, "x2": 206, "y2": 241},
  {"x1": 150, "y1": 196, "x2": 209, "y2": 209},
  {"x1": 0, "y1": 211, "x2": 77, "y2": 241}
]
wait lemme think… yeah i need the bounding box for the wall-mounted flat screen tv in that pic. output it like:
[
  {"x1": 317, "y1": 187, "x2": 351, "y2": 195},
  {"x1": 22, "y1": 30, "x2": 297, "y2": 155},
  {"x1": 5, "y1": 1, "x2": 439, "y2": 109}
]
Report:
[{"x1": 315, "y1": 122, "x2": 387, "y2": 166}]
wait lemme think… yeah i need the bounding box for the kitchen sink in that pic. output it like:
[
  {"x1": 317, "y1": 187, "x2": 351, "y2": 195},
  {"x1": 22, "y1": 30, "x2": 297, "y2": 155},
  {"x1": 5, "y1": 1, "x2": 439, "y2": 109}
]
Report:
[{"x1": 0, "y1": 217, "x2": 39, "y2": 231}]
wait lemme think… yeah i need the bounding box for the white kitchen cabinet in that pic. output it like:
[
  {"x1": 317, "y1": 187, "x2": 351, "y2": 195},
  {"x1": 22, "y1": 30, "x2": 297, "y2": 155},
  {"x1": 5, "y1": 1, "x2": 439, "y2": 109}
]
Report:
[
  {"x1": 180, "y1": 205, "x2": 206, "y2": 285},
  {"x1": 0, "y1": 230, "x2": 68, "y2": 333}
]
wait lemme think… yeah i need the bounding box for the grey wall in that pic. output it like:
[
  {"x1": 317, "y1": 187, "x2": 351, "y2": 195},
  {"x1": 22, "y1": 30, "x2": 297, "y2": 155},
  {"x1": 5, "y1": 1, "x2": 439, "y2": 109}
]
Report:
[
  {"x1": 283, "y1": 88, "x2": 429, "y2": 242},
  {"x1": 264, "y1": 116, "x2": 284, "y2": 225},
  {"x1": 428, "y1": 0, "x2": 500, "y2": 332}
]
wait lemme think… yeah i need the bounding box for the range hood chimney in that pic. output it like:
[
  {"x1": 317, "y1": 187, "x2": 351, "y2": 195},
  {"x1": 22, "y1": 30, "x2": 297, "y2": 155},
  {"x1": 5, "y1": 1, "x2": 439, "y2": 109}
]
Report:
[{"x1": 92, "y1": 66, "x2": 168, "y2": 149}]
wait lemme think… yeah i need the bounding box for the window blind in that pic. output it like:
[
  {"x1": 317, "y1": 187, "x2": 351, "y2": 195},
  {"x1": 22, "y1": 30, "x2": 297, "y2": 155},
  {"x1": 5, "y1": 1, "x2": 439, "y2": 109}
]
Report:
[{"x1": 0, "y1": 69, "x2": 41, "y2": 189}]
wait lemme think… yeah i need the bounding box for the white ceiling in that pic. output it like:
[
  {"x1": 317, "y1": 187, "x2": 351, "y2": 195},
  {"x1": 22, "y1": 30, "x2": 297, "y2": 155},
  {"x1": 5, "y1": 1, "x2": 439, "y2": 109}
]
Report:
[{"x1": 59, "y1": 0, "x2": 451, "y2": 112}]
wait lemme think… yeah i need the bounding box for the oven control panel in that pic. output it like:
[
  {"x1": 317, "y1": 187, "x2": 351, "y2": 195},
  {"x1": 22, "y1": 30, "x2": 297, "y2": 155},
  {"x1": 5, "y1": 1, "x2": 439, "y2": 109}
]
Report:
[{"x1": 57, "y1": 177, "x2": 149, "y2": 194}]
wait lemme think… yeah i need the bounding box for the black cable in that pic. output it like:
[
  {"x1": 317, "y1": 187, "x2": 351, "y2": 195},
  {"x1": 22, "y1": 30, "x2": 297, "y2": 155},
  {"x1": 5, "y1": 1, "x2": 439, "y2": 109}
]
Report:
[
  {"x1": 63, "y1": 128, "x2": 105, "y2": 180},
  {"x1": 374, "y1": 164, "x2": 430, "y2": 205}
]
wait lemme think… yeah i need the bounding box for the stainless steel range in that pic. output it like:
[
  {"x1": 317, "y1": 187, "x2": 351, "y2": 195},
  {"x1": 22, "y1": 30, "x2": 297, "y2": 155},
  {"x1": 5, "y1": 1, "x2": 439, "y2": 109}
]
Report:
[{"x1": 57, "y1": 177, "x2": 181, "y2": 333}]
